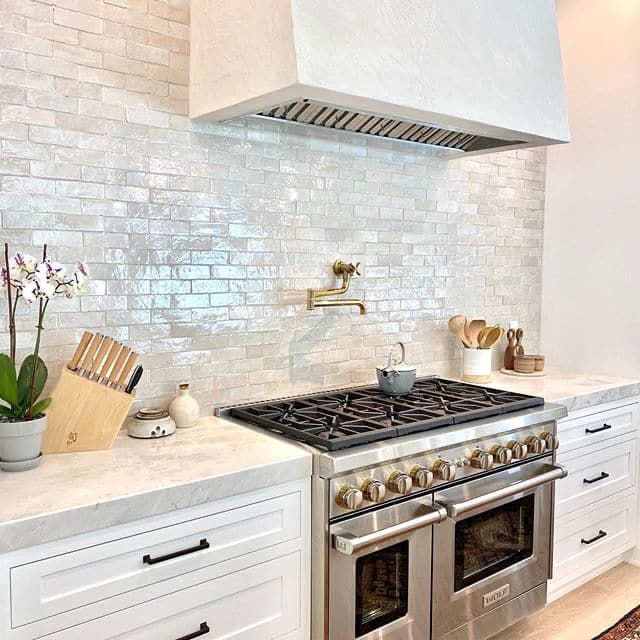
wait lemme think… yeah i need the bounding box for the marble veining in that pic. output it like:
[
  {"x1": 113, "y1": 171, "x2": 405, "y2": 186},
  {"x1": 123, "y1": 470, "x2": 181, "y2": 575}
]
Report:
[
  {"x1": 0, "y1": 417, "x2": 311, "y2": 553},
  {"x1": 486, "y1": 368, "x2": 640, "y2": 412}
]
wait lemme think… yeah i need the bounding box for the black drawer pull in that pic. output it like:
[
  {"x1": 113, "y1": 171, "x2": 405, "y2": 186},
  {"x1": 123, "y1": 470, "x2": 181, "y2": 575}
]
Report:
[
  {"x1": 176, "y1": 622, "x2": 210, "y2": 640},
  {"x1": 143, "y1": 539, "x2": 210, "y2": 565},
  {"x1": 583, "y1": 472, "x2": 610, "y2": 485},
  {"x1": 585, "y1": 423, "x2": 612, "y2": 434},
  {"x1": 581, "y1": 530, "x2": 607, "y2": 545}
]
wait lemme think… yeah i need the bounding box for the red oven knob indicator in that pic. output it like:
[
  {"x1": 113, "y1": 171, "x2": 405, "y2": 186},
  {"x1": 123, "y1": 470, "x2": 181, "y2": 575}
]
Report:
[
  {"x1": 387, "y1": 470, "x2": 413, "y2": 495},
  {"x1": 336, "y1": 484, "x2": 364, "y2": 510},
  {"x1": 410, "y1": 465, "x2": 434, "y2": 489}
]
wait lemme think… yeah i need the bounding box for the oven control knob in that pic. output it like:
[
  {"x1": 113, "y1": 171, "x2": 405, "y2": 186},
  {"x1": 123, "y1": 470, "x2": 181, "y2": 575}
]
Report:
[
  {"x1": 470, "y1": 448, "x2": 494, "y2": 470},
  {"x1": 506, "y1": 440, "x2": 528, "y2": 460},
  {"x1": 524, "y1": 435, "x2": 547, "y2": 455},
  {"x1": 361, "y1": 478, "x2": 386, "y2": 503},
  {"x1": 539, "y1": 431, "x2": 559, "y2": 451},
  {"x1": 410, "y1": 465, "x2": 434, "y2": 489},
  {"x1": 489, "y1": 444, "x2": 513, "y2": 465},
  {"x1": 432, "y1": 458, "x2": 457, "y2": 481},
  {"x1": 336, "y1": 484, "x2": 364, "y2": 510},
  {"x1": 387, "y1": 470, "x2": 413, "y2": 495}
]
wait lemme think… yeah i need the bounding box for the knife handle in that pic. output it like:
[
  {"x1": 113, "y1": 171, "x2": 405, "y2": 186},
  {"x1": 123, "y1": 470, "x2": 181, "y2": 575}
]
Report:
[
  {"x1": 97, "y1": 341, "x2": 121, "y2": 383},
  {"x1": 78, "y1": 333, "x2": 102, "y2": 375},
  {"x1": 88, "y1": 337, "x2": 113, "y2": 380},
  {"x1": 107, "y1": 346, "x2": 130, "y2": 387},
  {"x1": 69, "y1": 331, "x2": 93, "y2": 370},
  {"x1": 116, "y1": 351, "x2": 137, "y2": 390}
]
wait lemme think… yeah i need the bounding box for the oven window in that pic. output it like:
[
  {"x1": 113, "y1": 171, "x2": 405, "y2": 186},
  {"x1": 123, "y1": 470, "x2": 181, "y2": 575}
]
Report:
[
  {"x1": 454, "y1": 494, "x2": 535, "y2": 591},
  {"x1": 355, "y1": 541, "x2": 409, "y2": 636}
]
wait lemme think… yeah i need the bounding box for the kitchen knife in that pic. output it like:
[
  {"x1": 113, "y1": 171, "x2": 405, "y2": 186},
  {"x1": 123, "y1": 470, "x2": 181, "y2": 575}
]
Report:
[
  {"x1": 106, "y1": 346, "x2": 131, "y2": 388},
  {"x1": 115, "y1": 351, "x2": 137, "y2": 391},
  {"x1": 125, "y1": 365, "x2": 143, "y2": 394},
  {"x1": 69, "y1": 331, "x2": 93, "y2": 371},
  {"x1": 87, "y1": 336, "x2": 113, "y2": 380},
  {"x1": 77, "y1": 333, "x2": 103, "y2": 377},
  {"x1": 96, "y1": 340, "x2": 121, "y2": 384}
]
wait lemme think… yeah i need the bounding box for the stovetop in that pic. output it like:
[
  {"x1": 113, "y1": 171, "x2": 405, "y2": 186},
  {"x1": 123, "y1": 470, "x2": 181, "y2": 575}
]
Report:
[{"x1": 230, "y1": 377, "x2": 544, "y2": 451}]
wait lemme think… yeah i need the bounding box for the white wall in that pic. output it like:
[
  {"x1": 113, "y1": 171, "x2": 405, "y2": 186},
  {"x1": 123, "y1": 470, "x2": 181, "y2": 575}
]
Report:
[{"x1": 541, "y1": 0, "x2": 640, "y2": 377}]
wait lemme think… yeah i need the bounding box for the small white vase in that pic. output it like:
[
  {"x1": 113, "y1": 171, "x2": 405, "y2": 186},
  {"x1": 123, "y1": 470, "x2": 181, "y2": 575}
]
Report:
[
  {"x1": 168, "y1": 384, "x2": 200, "y2": 429},
  {"x1": 462, "y1": 348, "x2": 493, "y2": 383},
  {"x1": 0, "y1": 414, "x2": 47, "y2": 469}
]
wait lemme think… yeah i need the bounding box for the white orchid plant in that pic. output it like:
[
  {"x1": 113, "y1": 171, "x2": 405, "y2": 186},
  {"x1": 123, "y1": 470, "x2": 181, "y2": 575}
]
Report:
[{"x1": 0, "y1": 244, "x2": 90, "y2": 421}]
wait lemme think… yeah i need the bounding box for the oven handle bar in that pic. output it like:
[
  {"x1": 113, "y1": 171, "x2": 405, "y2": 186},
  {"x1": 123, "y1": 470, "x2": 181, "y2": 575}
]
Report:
[
  {"x1": 332, "y1": 504, "x2": 447, "y2": 555},
  {"x1": 437, "y1": 464, "x2": 568, "y2": 518}
]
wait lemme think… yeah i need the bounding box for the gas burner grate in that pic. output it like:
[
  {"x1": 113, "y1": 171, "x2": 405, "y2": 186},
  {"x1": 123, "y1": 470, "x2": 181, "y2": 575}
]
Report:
[{"x1": 230, "y1": 377, "x2": 544, "y2": 450}]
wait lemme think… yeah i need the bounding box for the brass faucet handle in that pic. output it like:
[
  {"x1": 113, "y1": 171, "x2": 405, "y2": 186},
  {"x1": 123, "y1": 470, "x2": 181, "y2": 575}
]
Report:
[{"x1": 333, "y1": 260, "x2": 361, "y2": 277}]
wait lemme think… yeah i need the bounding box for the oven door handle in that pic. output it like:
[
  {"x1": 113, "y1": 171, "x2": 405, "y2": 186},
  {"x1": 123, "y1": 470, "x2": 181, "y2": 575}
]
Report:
[
  {"x1": 436, "y1": 464, "x2": 568, "y2": 518},
  {"x1": 332, "y1": 504, "x2": 447, "y2": 555}
]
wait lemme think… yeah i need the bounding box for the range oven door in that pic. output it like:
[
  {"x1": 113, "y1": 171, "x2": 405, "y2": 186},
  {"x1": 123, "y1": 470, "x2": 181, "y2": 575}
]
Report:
[
  {"x1": 329, "y1": 499, "x2": 446, "y2": 640},
  {"x1": 432, "y1": 462, "x2": 567, "y2": 640}
]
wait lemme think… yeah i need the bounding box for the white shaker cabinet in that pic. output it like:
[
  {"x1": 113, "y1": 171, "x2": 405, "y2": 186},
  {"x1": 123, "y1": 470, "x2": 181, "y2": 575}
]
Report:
[
  {"x1": 0, "y1": 478, "x2": 310, "y2": 640},
  {"x1": 549, "y1": 398, "x2": 640, "y2": 600}
]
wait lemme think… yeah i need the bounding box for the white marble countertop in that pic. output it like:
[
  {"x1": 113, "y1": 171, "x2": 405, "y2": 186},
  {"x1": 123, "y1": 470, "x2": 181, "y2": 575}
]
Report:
[
  {"x1": 485, "y1": 368, "x2": 640, "y2": 412},
  {"x1": 0, "y1": 416, "x2": 311, "y2": 553}
]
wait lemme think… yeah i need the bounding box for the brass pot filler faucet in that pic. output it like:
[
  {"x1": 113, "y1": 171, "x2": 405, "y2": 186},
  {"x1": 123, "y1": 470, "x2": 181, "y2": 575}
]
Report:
[{"x1": 306, "y1": 260, "x2": 366, "y2": 315}]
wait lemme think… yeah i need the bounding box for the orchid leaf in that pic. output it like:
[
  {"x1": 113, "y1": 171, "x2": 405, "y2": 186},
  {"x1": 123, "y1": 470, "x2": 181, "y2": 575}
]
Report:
[
  {"x1": 0, "y1": 354, "x2": 18, "y2": 409},
  {"x1": 17, "y1": 355, "x2": 48, "y2": 415},
  {"x1": 30, "y1": 397, "x2": 52, "y2": 416},
  {"x1": 0, "y1": 404, "x2": 15, "y2": 418}
]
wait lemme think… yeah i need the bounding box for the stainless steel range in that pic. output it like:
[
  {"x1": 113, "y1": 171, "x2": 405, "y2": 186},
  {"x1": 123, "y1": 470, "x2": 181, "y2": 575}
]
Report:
[{"x1": 223, "y1": 377, "x2": 568, "y2": 640}]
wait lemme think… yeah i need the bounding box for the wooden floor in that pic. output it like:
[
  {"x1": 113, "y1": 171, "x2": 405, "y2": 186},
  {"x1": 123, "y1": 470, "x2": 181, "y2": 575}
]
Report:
[{"x1": 493, "y1": 563, "x2": 640, "y2": 640}]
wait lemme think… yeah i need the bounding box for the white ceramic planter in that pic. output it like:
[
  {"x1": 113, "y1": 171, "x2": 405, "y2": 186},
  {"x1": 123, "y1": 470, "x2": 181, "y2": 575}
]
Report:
[
  {"x1": 0, "y1": 414, "x2": 46, "y2": 470},
  {"x1": 462, "y1": 348, "x2": 493, "y2": 383}
]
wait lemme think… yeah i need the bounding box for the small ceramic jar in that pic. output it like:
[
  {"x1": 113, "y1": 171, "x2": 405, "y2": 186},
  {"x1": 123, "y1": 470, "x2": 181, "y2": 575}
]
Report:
[
  {"x1": 168, "y1": 383, "x2": 200, "y2": 429},
  {"x1": 127, "y1": 408, "x2": 176, "y2": 439},
  {"x1": 514, "y1": 355, "x2": 536, "y2": 374}
]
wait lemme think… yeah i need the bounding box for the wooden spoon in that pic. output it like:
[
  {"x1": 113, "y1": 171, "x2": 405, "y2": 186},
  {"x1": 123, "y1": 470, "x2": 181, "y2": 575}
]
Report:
[
  {"x1": 479, "y1": 326, "x2": 504, "y2": 349},
  {"x1": 448, "y1": 315, "x2": 473, "y2": 348},
  {"x1": 468, "y1": 319, "x2": 486, "y2": 349},
  {"x1": 464, "y1": 318, "x2": 474, "y2": 348}
]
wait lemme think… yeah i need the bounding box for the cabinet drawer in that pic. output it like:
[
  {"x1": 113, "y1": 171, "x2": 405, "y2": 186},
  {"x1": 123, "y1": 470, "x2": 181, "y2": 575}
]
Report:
[
  {"x1": 558, "y1": 404, "x2": 637, "y2": 454},
  {"x1": 555, "y1": 439, "x2": 637, "y2": 516},
  {"x1": 37, "y1": 551, "x2": 302, "y2": 640},
  {"x1": 12, "y1": 491, "x2": 300, "y2": 628},
  {"x1": 553, "y1": 494, "x2": 635, "y2": 580}
]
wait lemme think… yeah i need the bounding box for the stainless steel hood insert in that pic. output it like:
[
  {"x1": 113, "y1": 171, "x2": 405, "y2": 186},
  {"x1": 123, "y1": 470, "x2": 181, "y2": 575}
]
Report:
[{"x1": 258, "y1": 99, "x2": 524, "y2": 152}]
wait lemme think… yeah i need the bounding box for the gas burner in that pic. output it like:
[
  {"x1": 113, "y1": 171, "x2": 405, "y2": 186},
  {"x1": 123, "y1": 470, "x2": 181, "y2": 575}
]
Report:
[{"x1": 230, "y1": 377, "x2": 544, "y2": 450}]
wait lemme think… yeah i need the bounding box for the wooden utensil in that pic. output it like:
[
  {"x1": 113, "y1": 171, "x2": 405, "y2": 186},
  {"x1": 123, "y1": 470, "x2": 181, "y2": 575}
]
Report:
[
  {"x1": 468, "y1": 319, "x2": 486, "y2": 349},
  {"x1": 479, "y1": 326, "x2": 503, "y2": 349},
  {"x1": 464, "y1": 318, "x2": 474, "y2": 348},
  {"x1": 96, "y1": 340, "x2": 121, "y2": 384},
  {"x1": 448, "y1": 315, "x2": 472, "y2": 348},
  {"x1": 77, "y1": 333, "x2": 103, "y2": 377},
  {"x1": 504, "y1": 329, "x2": 516, "y2": 370},
  {"x1": 115, "y1": 351, "x2": 137, "y2": 391},
  {"x1": 69, "y1": 331, "x2": 93, "y2": 371},
  {"x1": 87, "y1": 336, "x2": 113, "y2": 380},
  {"x1": 515, "y1": 328, "x2": 525, "y2": 356}
]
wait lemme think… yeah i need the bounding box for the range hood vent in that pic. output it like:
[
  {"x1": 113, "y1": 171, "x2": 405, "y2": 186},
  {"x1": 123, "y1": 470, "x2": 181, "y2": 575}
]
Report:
[
  {"x1": 190, "y1": 1, "x2": 569, "y2": 156},
  {"x1": 258, "y1": 99, "x2": 523, "y2": 153}
]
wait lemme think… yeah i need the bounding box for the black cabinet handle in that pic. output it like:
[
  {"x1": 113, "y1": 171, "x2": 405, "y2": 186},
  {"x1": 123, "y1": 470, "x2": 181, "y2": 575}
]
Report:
[
  {"x1": 585, "y1": 423, "x2": 612, "y2": 434},
  {"x1": 583, "y1": 472, "x2": 610, "y2": 485},
  {"x1": 581, "y1": 530, "x2": 607, "y2": 545},
  {"x1": 143, "y1": 539, "x2": 210, "y2": 565},
  {"x1": 176, "y1": 622, "x2": 210, "y2": 640}
]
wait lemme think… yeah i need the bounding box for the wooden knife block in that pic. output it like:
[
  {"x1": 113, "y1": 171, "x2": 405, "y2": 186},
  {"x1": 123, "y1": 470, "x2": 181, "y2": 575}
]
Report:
[{"x1": 42, "y1": 367, "x2": 134, "y2": 454}]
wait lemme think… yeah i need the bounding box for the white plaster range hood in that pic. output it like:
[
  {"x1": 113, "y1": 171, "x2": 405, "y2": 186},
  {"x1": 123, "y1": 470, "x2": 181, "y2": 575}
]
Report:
[{"x1": 190, "y1": 1, "x2": 570, "y2": 156}]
